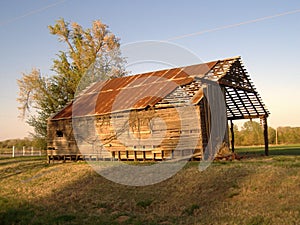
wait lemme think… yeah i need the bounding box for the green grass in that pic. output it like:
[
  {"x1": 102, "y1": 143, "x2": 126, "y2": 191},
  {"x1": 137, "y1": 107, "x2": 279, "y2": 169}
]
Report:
[
  {"x1": 0, "y1": 145, "x2": 300, "y2": 224},
  {"x1": 236, "y1": 144, "x2": 300, "y2": 156}
]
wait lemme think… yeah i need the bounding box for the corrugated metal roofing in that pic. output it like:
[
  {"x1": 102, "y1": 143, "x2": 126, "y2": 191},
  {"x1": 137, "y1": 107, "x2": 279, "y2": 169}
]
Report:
[{"x1": 51, "y1": 60, "x2": 217, "y2": 120}]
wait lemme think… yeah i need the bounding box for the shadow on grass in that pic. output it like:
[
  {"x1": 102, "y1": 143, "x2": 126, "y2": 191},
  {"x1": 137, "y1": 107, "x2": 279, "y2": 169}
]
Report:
[
  {"x1": 0, "y1": 156, "x2": 46, "y2": 167},
  {"x1": 0, "y1": 207, "x2": 35, "y2": 225},
  {"x1": 0, "y1": 161, "x2": 256, "y2": 224},
  {"x1": 0, "y1": 205, "x2": 78, "y2": 225},
  {"x1": 0, "y1": 157, "x2": 52, "y2": 181}
]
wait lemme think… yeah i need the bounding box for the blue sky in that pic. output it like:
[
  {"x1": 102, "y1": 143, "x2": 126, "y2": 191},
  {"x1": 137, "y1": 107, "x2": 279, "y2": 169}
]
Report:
[{"x1": 0, "y1": 0, "x2": 300, "y2": 140}]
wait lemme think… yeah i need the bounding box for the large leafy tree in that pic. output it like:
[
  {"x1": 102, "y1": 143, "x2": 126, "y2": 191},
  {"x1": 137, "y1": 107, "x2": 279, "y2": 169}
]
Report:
[
  {"x1": 17, "y1": 19, "x2": 126, "y2": 148},
  {"x1": 232, "y1": 121, "x2": 276, "y2": 146}
]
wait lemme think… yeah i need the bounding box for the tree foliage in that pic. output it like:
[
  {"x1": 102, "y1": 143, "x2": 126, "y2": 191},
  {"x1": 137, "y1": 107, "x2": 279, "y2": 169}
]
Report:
[
  {"x1": 0, "y1": 138, "x2": 33, "y2": 150},
  {"x1": 237, "y1": 121, "x2": 264, "y2": 146},
  {"x1": 231, "y1": 121, "x2": 300, "y2": 146},
  {"x1": 17, "y1": 19, "x2": 126, "y2": 145},
  {"x1": 277, "y1": 127, "x2": 300, "y2": 144}
]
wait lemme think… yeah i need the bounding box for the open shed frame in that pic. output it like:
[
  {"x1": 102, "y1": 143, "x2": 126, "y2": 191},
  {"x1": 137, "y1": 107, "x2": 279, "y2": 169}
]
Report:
[{"x1": 212, "y1": 57, "x2": 270, "y2": 155}]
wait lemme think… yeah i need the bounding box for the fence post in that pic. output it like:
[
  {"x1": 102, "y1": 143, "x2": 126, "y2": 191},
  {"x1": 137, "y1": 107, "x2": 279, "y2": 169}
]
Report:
[
  {"x1": 39, "y1": 150, "x2": 41, "y2": 156},
  {"x1": 31, "y1": 146, "x2": 33, "y2": 156},
  {"x1": 23, "y1": 146, "x2": 25, "y2": 156},
  {"x1": 12, "y1": 146, "x2": 15, "y2": 158}
]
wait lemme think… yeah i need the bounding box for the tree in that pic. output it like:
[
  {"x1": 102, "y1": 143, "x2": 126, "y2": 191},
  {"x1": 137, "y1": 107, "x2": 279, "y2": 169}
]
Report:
[
  {"x1": 277, "y1": 127, "x2": 300, "y2": 144},
  {"x1": 232, "y1": 121, "x2": 278, "y2": 146},
  {"x1": 240, "y1": 121, "x2": 264, "y2": 145},
  {"x1": 268, "y1": 126, "x2": 276, "y2": 145},
  {"x1": 232, "y1": 121, "x2": 265, "y2": 146},
  {"x1": 17, "y1": 18, "x2": 126, "y2": 147}
]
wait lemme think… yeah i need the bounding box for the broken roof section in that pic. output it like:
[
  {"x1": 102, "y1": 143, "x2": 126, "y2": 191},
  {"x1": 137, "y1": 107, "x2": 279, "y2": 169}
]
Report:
[{"x1": 51, "y1": 56, "x2": 269, "y2": 120}]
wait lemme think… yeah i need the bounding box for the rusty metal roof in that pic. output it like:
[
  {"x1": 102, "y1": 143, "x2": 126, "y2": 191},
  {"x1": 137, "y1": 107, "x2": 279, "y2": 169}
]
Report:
[
  {"x1": 51, "y1": 60, "x2": 217, "y2": 120},
  {"x1": 51, "y1": 56, "x2": 269, "y2": 121}
]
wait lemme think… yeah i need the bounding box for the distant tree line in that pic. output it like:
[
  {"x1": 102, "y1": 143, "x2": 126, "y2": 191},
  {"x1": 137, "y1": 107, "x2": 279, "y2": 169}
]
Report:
[
  {"x1": 0, "y1": 138, "x2": 34, "y2": 150},
  {"x1": 276, "y1": 126, "x2": 300, "y2": 144},
  {"x1": 1, "y1": 121, "x2": 300, "y2": 150},
  {"x1": 0, "y1": 138, "x2": 49, "y2": 150},
  {"x1": 232, "y1": 121, "x2": 300, "y2": 146}
]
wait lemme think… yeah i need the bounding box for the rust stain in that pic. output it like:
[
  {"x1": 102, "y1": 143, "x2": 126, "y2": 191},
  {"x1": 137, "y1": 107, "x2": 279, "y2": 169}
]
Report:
[{"x1": 51, "y1": 60, "x2": 220, "y2": 120}]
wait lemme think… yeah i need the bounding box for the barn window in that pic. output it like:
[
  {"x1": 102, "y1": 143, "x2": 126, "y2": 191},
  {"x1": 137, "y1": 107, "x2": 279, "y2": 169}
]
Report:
[{"x1": 56, "y1": 130, "x2": 63, "y2": 137}]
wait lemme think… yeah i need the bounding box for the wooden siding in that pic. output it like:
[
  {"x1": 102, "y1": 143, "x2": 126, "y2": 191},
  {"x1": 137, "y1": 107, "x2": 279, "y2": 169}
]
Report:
[{"x1": 47, "y1": 105, "x2": 207, "y2": 161}]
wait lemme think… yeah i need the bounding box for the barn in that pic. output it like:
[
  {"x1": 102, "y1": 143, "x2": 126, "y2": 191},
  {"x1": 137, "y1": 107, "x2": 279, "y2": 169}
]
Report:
[{"x1": 47, "y1": 56, "x2": 270, "y2": 162}]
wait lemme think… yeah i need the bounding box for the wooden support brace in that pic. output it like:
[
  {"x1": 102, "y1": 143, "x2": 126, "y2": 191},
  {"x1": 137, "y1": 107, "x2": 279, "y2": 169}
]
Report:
[
  {"x1": 134, "y1": 151, "x2": 137, "y2": 161},
  {"x1": 263, "y1": 116, "x2": 269, "y2": 156},
  {"x1": 230, "y1": 120, "x2": 235, "y2": 152}
]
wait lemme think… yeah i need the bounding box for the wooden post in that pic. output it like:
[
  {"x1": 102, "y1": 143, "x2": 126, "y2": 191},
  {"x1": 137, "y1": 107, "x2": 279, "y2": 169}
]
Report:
[
  {"x1": 12, "y1": 146, "x2": 15, "y2": 158},
  {"x1": 263, "y1": 116, "x2": 269, "y2": 156},
  {"x1": 23, "y1": 146, "x2": 25, "y2": 156},
  {"x1": 134, "y1": 151, "x2": 137, "y2": 161},
  {"x1": 230, "y1": 120, "x2": 235, "y2": 152},
  {"x1": 31, "y1": 146, "x2": 34, "y2": 156}
]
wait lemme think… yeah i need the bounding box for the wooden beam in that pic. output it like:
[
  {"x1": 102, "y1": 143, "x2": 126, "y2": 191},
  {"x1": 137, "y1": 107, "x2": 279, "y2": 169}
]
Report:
[
  {"x1": 239, "y1": 64, "x2": 269, "y2": 116},
  {"x1": 230, "y1": 120, "x2": 235, "y2": 152},
  {"x1": 263, "y1": 116, "x2": 269, "y2": 156},
  {"x1": 224, "y1": 87, "x2": 244, "y2": 118},
  {"x1": 134, "y1": 151, "x2": 137, "y2": 161},
  {"x1": 219, "y1": 79, "x2": 256, "y2": 93},
  {"x1": 118, "y1": 151, "x2": 121, "y2": 161},
  {"x1": 143, "y1": 151, "x2": 146, "y2": 161},
  {"x1": 232, "y1": 87, "x2": 251, "y2": 117}
]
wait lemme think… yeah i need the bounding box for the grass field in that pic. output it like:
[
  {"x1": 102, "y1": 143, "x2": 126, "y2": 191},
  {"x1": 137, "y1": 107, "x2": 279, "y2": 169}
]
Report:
[{"x1": 0, "y1": 145, "x2": 300, "y2": 224}]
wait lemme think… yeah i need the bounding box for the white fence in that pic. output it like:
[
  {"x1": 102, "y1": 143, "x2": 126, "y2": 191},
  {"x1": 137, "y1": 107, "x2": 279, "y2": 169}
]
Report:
[{"x1": 0, "y1": 146, "x2": 44, "y2": 158}]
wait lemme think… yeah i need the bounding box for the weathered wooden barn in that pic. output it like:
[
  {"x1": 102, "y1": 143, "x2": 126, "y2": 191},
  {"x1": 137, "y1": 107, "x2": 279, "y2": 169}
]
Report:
[{"x1": 47, "y1": 56, "x2": 269, "y2": 162}]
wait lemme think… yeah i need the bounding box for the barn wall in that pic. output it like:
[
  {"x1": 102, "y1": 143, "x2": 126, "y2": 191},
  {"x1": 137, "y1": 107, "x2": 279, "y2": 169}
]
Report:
[
  {"x1": 47, "y1": 119, "x2": 79, "y2": 156},
  {"x1": 93, "y1": 106, "x2": 203, "y2": 160},
  {"x1": 47, "y1": 104, "x2": 205, "y2": 160},
  {"x1": 47, "y1": 100, "x2": 231, "y2": 161}
]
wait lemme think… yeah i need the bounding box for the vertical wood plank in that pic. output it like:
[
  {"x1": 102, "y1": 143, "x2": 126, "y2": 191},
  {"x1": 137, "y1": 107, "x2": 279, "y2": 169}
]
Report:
[
  {"x1": 230, "y1": 120, "x2": 235, "y2": 152},
  {"x1": 134, "y1": 151, "x2": 137, "y2": 161}
]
